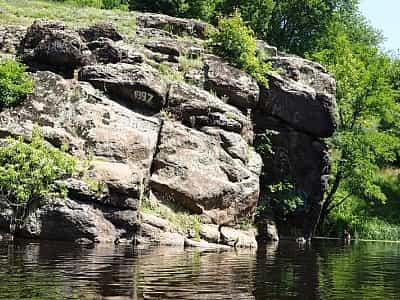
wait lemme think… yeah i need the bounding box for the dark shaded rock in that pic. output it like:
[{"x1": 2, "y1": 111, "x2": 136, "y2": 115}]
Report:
[
  {"x1": 142, "y1": 36, "x2": 203, "y2": 63},
  {"x1": 20, "y1": 20, "x2": 87, "y2": 77},
  {"x1": 259, "y1": 56, "x2": 337, "y2": 138},
  {"x1": 79, "y1": 22, "x2": 123, "y2": 42},
  {"x1": 167, "y1": 81, "x2": 252, "y2": 141},
  {"x1": 87, "y1": 38, "x2": 127, "y2": 64},
  {"x1": 20, "y1": 198, "x2": 119, "y2": 243},
  {"x1": 105, "y1": 210, "x2": 138, "y2": 231},
  {"x1": 79, "y1": 63, "x2": 169, "y2": 111},
  {"x1": 144, "y1": 38, "x2": 182, "y2": 56},
  {"x1": 0, "y1": 201, "x2": 12, "y2": 232},
  {"x1": 150, "y1": 121, "x2": 260, "y2": 225},
  {"x1": 137, "y1": 13, "x2": 211, "y2": 39},
  {"x1": 204, "y1": 55, "x2": 260, "y2": 110},
  {"x1": 254, "y1": 115, "x2": 330, "y2": 238}
]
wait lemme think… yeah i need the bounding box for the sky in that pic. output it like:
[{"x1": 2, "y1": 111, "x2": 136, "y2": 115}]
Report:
[{"x1": 359, "y1": 0, "x2": 400, "y2": 51}]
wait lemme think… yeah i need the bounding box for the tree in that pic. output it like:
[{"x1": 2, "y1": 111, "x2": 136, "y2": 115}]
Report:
[
  {"x1": 267, "y1": 0, "x2": 359, "y2": 56},
  {"x1": 128, "y1": 0, "x2": 220, "y2": 22},
  {"x1": 215, "y1": 0, "x2": 275, "y2": 38},
  {"x1": 310, "y1": 23, "x2": 400, "y2": 226}
]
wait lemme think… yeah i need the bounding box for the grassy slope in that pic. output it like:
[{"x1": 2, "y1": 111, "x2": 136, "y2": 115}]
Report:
[{"x1": 0, "y1": 0, "x2": 137, "y2": 36}]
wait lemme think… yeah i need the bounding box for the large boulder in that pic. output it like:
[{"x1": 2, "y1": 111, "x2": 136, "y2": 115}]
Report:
[
  {"x1": 79, "y1": 22, "x2": 123, "y2": 42},
  {"x1": 204, "y1": 56, "x2": 260, "y2": 110},
  {"x1": 20, "y1": 198, "x2": 119, "y2": 243},
  {"x1": 0, "y1": 70, "x2": 161, "y2": 212},
  {"x1": 19, "y1": 20, "x2": 88, "y2": 77},
  {"x1": 79, "y1": 63, "x2": 169, "y2": 111},
  {"x1": 258, "y1": 56, "x2": 337, "y2": 138},
  {"x1": 137, "y1": 13, "x2": 211, "y2": 39},
  {"x1": 150, "y1": 121, "x2": 260, "y2": 225},
  {"x1": 86, "y1": 38, "x2": 128, "y2": 64},
  {"x1": 167, "y1": 81, "x2": 253, "y2": 142}
]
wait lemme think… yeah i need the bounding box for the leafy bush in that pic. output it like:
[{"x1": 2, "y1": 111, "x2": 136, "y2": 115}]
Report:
[
  {"x1": 268, "y1": 180, "x2": 304, "y2": 221},
  {"x1": 207, "y1": 13, "x2": 270, "y2": 86},
  {"x1": 0, "y1": 59, "x2": 33, "y2": 110},
  {"x1": 0, "y1": 128, "x2": 76, "y2": 205}
]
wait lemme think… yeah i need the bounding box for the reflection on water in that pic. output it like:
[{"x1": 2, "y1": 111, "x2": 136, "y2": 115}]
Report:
[{"x1": 0, "y1": 239, "x2": 400, "y2": 299}]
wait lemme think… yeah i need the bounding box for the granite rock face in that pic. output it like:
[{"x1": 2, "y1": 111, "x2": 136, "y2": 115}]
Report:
[
  {"x1": 19, "y1": 20, "x2": 88, "y2": 77},
  {"x1": 136, "y1": 13, "x2": 212, "y2": 39},
  {"x1": 0, "y1": 14, "x2": 338, "y2": 245},
  {"x1": 259, "y1": 56, "x2": 337, "y2": 138},
  {"x1": 79, "y1": 63, "x2": 169, "y2": 111},
  {"x1": 204, "y1": 55, "x2": 260, "y2": 110},
  {"x1": 150, "y1": 121, "x2": 260, "y2": 225}
]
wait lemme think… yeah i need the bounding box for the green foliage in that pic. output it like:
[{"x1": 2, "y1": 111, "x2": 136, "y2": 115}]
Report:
[
  {"x1": 0, "y1": 59, "x2": 33, "y2": 110},
  {"x1": 128, "y1": 0, "x2": 218, "y2": 21},
  {"x1": 215, "y1": 0, "x2": 275, "y2": 38},
  {"x1": 320, "y1": 171, "x2": 400, "y2": 240},
  {"x1": 256, "y1": 129, "x2": 279, "y2": 156},
  {"x1": 267, "y1": 0, "x2": 358, "y2": 56},
  {"x1": 324, "y1": 204, "x2": 400, "y2": 241},
  {"x1": 158, "y1": 63, "x2": 184, "y2": 82},
  {"x1": 207, "y1": 13, "x2": 271, "y2": 86},
  {"x1": 268, "y1": 180, "x2": 304, "y2": 221},
  {"x1": 140, "y1": 194, "x2": 206, "y2": 240},
  {"x1": 0, "y1": 128, "x2": 76, "y2": 205},
  {"x1": 310, "y1": 20, "x2": 400, "y2": 221}
]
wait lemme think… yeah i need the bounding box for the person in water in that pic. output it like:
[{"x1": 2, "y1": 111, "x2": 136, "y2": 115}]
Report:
[{"x1": 343, "y1": 228, "x2": 351, "y2": 243}]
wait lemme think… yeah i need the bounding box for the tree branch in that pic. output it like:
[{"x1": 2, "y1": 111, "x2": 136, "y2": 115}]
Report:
[{"x1": 325, "y1": 193, "x2": 352, "y2": 215}]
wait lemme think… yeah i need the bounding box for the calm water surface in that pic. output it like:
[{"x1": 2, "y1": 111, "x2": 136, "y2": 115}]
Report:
[{"x1": 0, "y1": 239, "x2": 399, "y2": 299}]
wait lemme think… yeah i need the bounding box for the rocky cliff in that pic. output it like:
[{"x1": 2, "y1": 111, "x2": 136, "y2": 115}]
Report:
[{"x1": 0, "y1": 13, "x2": 336, "y2": 247}]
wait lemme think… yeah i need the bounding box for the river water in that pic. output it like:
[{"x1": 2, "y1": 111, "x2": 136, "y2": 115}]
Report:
[{"x1": 0, "y1": 239, "x2": 399, "y2": 299}]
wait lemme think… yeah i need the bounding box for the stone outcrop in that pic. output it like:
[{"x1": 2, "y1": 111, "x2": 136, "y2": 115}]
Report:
[
  {"x1": 204, "y1": 55, "x2": 260, "y2": 110},
  {"x1": 79, "y1": 22, "x2": 123, "y2": 42},
  {"x1": 259, "y1": 56, "x2": 337, "y2": 138},
  {"x1": 136, "y1": 13, "x2": 211, "y2": 39},
  {"x1": 167, "y1": 81, "x2": 252, "y2": 141},
  {"x1": 0, "y1": 13, "x2": 337, "y2": 245},
  {"x1": 150, "y1": 121, "x2": 260, "y2": 225},
  {"x1": 19, "y1": 20, "x2": 88, "y2": 77},
  {"x1": 79, "y1": 63, "x2": 169, "y2": 111}
]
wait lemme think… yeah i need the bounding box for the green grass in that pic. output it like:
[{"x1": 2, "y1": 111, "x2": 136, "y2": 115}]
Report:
[
  {"x1": 140, "y1": 194, "x2": 206, "y2": 241},
  {"x1": 0, "y1": 0, "x2": 137, "y2": 36}
]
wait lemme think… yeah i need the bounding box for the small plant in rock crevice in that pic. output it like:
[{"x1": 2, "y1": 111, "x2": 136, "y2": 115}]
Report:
[{"x1": 139, "y1": 192, "x2": 206, "y2": 241}]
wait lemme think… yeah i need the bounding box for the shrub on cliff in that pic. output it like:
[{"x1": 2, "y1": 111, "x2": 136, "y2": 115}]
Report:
[
  {"x1": 207, "y1": 13, "x2": 270, "y2": 87},
  {"x1": 0, "y1": 59, "x2": 33, "y2": 111},
  {"x1": 0, "y1": 128, "x2": 76, "y2": 207}
]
